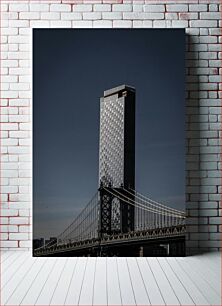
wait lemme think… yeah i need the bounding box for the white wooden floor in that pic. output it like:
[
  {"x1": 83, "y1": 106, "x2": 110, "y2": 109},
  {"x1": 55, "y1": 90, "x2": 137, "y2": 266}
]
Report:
[{"x1": 1, "y1": 251, "x2": 220, "y2": 306}]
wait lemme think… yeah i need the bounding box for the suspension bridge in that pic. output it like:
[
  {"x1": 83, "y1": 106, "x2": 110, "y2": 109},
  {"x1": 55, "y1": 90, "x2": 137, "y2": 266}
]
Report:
[
  {"x1": 34, "y1": 185, "x2": 186, "y2": 257},
  {"x1": 34, "y1": 85, "x2": 186, "y2": 257}
]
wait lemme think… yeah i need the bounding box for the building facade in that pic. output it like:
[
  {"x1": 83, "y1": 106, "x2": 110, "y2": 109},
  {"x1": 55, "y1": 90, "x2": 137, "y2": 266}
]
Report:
[
  {"x1": 99, "y1": 85, "x2": 136, "y2": 235},
  {"x1": 99, "y1": 84, "x2": 135, "y2": 189}
]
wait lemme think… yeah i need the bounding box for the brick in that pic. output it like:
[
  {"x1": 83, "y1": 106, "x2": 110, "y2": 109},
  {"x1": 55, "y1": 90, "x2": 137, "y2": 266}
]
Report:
[
  {"x1": 179, "y1": 13, "x2": 198, "y2": 20},
  {"x1": 190, "y1": 20, "x2": 218, "y2": 28},
  {"x1": 200, "y1": 12, "x2": 221, "y2": 20},
  {"x1": 19, "y1": 226, "x2": 30, "y2": 233},
  {"x1": 209, "y1": 60, "x2": 221, "y2": 67},
  {"x1": 133, "y1": 5, "x2": 143, "y2": 12},
  {"x1": 209, "y1": 28, "x2": 221, "y2": 35},
  {"x1": 41, "y1": 13, "x2": 60, "y2": 20},
  {"x1": 165, "y1": 13, "x2": 178, "y2": 20},
  {"x1": 210, "y1": 233, "x2": 221, "y2": 240},
  {"x1": 209, "y1": 4, "x2": 219, "y2": 12},
  {"x1": 10, "y1": 189, "x2": 30, "y2": 200},
  {"x1": 1, "y1": 209, "x2": 18, "y2": 216},
  {"x1": 9, "y1": 20, "x2": 29, "y2": 28},
  {"x1": 19, "y1": 12, "x2": 40, "y2": 20},
  {"x1": 83, "y1": 12, "x2": 102, "y2": 20},
  {"x1": 208, "y1": 170, "x2": 221, "y2": 178},
  {"x1": 8, "y1": 146, "x2": 30, "y2": 154},
  {"x1": 102, "y1": 12, "x2": 122, "y2": 19},
  {"x1": 61, "y1": 13, "x2": 82, "y2": 20},
  {"x1": 172, "y1": 20, "x2": 188, "y2": 28},
  {"x1": 19, "y1": 241, "x2": 31, "y2": 248},
  {"x1": 201, "y1": 178, "x2": 221, "y2": 186},
  {"x1": 132, "y1": 20, "x2": 143, "y2": 28},
  {"x1": 1, "y1": 138, "x2": 18, "y2": 146},
  {"x1": 144, "y1": 5, "x2": 165, "y2": 12},
  {"x1": 19, "y1": 155, "x2": 31, "y2": 162},
  {"x1": 9, "y1": 68, "x2": 30, "y2": 75},
  {"x1": 1, "y1": 28, "x2": 18, "y2": 36},
  {"x1": 50, "y1": 21, "x2": 72, "y2": 28},
  {"x1": 1, "y1": 178, "x2": 9, "y2": 185},
  {"x1": 123, "y1": 12, "x2": 164, "y2": 19},
  {"x1": 30, "y1": 21, "x2": 50, "y2": 28},
  {"x1": 1, "y1": 225, "x2": 18, "y2": 233},
  {"x1": 1, "y1": 113, "x2": 9, "y2": 122},
  {"x1": 2, "y1": 60, "x2": 18, "y2": 68},
  {"x1": 2, "y1": 75, "x2": 18, "y2": 83},
  {"x1": 10, "y1": 178, "x2": 30, "y2": 186},
  {"x1": 9, "y1": 233, "x2": 29, "y2": 240},
  {"x1": 189, "y1": 4, "x2": 207, "y2": 12},
  {"x1": 2, "y1": 123, "x2": 18, "y2": 131},
  {"x1": 201, "y1": 154, "x2": 220, "y2": 162},
  {"x1": 208, "y1": 44, "x2": 220, "y2": 52},
  {"x1": 199, "y1": 28, "x2": 209, "y2": 36},
  {"x1": 200, "y1": 202, "x2": 218, "y2": 209},
  {"x1": 112, "y1": 4, "x2": 132, "y2": 11},
  {"x1": 19, "y1": 186, "x2": 30, "y2": 193},
  {"x1": 190, "y1": 233, "x2": 209, "y2": 240},
  {"x1": 19, "y1": 210, "x2": 30, "y2": 217},
  {"x1": 93, "y1": 20, "x2": 112, "y2": 28},
  {"x1": 153, "y1": 20, "x2": 171, "y2": 28},
  {"x1": 72, "y1": 20, "x2": 93, "y2": 28},
  {"x1": 9, "y1": 115, "x2": 29, "y2": 123},
  {"x1": 166, "y1": 5, "x2": 188, "y2": 12},
  {"x1": 73, "y1": 4, "x2": 92, "y2": 12},
  {"x1": 9, "y1": 155, "x2": 18, "y2": 162},
  {"x1": 10, "y1": 83, "x2": 29, "y2": 91},
  {"x1": 10, "y1": 131, "x2": 30, "y2": 138},
  {"x1": 199, "y1": 225, "x2": 218, "y2": 234},
  {"x1": 8, "y1": 44, "x2": 18, "y2": 52},
  {"x1": 0, "y1": 218, "x2": 8, "y2": 225},
  {"x1": 113, "y1": 20, "x2": 132, "y2": 28},
  {"x1": 50, "y1": 4, "x2": 71, "y2": 12},
  {"x1": 2, "y1": 170, "x2": 18, "y2": 178},
  {"x1": 9, "y1": 99, "x2": 29, "y2": 107},
  {"x1": 1, "y1": 91, "x2": 18, "y2": 99},
  {"x1": 94, "y1": 4, "x2": 111, "y2": 12},
  {"x1": 30, "y1": 4, "x2": 49, "y2": 12},
  {"x1": 9, "y1": 4, "x2": 28, "y2": 12},
  {"x1": 1, "y1": 241, "x2": 18, "y2": 248},
  {"x1": 1, "y1": 4, "x2": 8, "y2": 12},
  {"x1": 210, "y1": 217, "x2": 222, "y2": 225}
]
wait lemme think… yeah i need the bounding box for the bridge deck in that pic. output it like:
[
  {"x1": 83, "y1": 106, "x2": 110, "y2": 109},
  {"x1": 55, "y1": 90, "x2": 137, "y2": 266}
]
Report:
[{"x1": 1, "y1": 251, "x2": 220, "y2": 305}]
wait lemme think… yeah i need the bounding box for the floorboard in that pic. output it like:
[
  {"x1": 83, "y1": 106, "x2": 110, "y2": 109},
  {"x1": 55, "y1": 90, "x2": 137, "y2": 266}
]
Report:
[
  {"x1": 148, "y1": 257, "x2": 180, "y2": 305},
  {"x1": 166, "y1": 257, "x2": 210, "y2": 305},
  {"x1": 1, "y1": 251, "x2": 220, "y2": 306},
  {"x1": 64, "y1": 257, "x2": 87, "y2": 305},
  {"x1": 50, "y1": 258, "x2": 77, "y2": 305},
  {"x1": 93, "y1": 257, "x2": 107, "y2": 305}
]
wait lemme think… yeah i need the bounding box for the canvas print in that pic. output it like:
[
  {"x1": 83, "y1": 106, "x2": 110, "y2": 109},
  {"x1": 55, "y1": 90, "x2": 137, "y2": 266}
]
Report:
[{"x1": 33, "y1": 29, "x2": 185, "y2": 257}]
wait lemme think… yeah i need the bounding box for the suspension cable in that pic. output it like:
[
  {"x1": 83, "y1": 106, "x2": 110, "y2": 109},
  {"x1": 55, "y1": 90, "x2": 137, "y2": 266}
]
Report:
[
  {"x1": 123, "y1": 188, "x2": 185, "y2": 215},
  {"x1": 129, "y1": 187, "x2": 185, "y2": 214},
  {"x1": 106, "y1": 187, "x2": 184, "y2": 218},
  {"x1": 103, "y1": 187, "x2": 184, "y2": 218}
]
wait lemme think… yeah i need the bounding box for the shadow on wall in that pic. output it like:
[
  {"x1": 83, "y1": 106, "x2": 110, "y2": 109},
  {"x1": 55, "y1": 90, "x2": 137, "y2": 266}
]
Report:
[
  {"x1": 186, "y1": 34, "x2": 200, "y2": 255},
  {"x1": 185, "y1": 34, "x2": 217, "y2": 255}
]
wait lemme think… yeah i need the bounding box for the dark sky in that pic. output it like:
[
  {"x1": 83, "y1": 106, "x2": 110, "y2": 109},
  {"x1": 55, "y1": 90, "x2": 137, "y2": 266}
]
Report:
[{"x1": 33, "y1": 29, "x2": 185, "y2": 239}]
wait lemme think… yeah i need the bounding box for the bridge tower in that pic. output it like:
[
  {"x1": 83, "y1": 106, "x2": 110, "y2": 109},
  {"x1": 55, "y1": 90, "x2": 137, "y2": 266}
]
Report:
[{"x1": 99, "y1": 85, "x2": 135, "y2": 237}]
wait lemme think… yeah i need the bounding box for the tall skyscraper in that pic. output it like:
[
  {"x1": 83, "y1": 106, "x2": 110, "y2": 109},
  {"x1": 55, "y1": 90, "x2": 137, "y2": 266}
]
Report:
[
  {"x1": 99, "y1": 84, "x2": 135, "y2": 189},
  {"x1": 99, "y1": 85, "x2": 135, "y2": 235}
]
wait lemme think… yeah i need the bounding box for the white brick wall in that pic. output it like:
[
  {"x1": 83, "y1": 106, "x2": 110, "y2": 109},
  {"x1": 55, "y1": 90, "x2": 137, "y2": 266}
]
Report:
[{"x1": 1, "y1": 0, "x2": 221, "y2": 254}]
